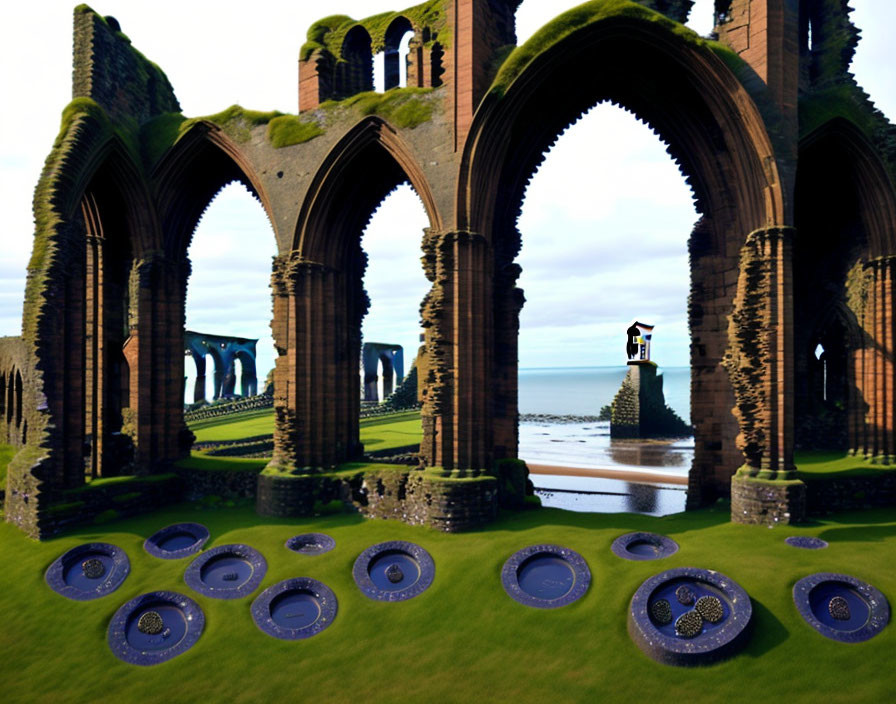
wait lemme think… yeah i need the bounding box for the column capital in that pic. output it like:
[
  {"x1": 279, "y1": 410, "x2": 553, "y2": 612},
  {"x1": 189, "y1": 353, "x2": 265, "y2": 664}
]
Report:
[
  {"x1": 745, "y1": 225, "x2": 796, "y2": 246},
  {"x1": 271, "y1": 251, "x2": 331, "y2": 295}
]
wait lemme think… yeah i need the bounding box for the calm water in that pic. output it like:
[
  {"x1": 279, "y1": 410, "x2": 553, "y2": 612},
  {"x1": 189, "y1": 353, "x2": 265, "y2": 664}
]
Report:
[
  {"x1": 518, "y1": 366, "x2": 690, "y2": 421},
  {"x1": 518, "y1": 366, "x2": 691, "y2": 515}
]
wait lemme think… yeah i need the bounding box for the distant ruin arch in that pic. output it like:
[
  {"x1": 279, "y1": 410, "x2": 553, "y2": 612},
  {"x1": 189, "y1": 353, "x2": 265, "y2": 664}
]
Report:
[
  {"x1": 794, "y1": 116, "x2": 896, "y2": 463},
  {"x1": 362, "y1": 342, "x2": 405, "y2": 402},
  {"x1": 185, "y1": 331, "x2": 259, "y2": 403}
]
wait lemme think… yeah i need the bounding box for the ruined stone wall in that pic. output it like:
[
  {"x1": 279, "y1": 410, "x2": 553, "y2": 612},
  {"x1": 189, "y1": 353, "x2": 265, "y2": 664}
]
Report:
[
  {"x1": 73, "y1": 7, "x2": 179, "y2": 124},
  {"x1": 255, "y1": 468, "x2": 497, "y2": 532},
  {"x1": 10, "y1": 0, "x2": 896, "y2": 537},
  {"x1": 0, "y1": 338, "x2": 33, "y2": 449}
]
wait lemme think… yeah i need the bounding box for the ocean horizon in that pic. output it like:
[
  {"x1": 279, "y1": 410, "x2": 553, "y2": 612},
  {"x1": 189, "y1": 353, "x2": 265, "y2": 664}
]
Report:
[{"x1": 518, "y1": 365, "x2": 690, "y2": 422}]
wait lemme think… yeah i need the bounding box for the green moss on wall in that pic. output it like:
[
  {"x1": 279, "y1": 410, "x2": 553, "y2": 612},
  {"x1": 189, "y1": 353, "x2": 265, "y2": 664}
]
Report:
[
  {"x1": 267, "y1": 115, "x2": 325, "y2": 148},
  {"x1": 301, "y1": 14, "x2": 355, "y2": 61},
  {"x1": 300, "y1": 0, "x2": 450, "y2": 61},
  {"x1": 799, "y1": 84, "x2": 877, "y2": 141},
  {"x1": 320, "y1": 87, "x2": 435, "y2": 129},
  {"x1": 490, "y1": 0, "x2": 707, "y2": 97}
]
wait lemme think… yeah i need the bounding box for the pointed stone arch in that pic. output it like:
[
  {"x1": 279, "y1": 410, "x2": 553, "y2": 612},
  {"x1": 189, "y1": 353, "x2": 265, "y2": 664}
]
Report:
[
  {"x1": 452, "y1": 10, "x2": 787, "y2": 495},
  {"x1": 267, "y1": 117, "x2": 439, "y2": 472},
  {"x1": 796, "y1": 117, "x2": 896, "y2": 462}
]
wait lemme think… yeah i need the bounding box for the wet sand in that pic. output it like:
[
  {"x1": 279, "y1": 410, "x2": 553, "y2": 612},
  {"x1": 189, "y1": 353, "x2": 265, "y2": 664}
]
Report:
[{"x1": 527, "y1": 463, "x2": 688, "y2": 486}]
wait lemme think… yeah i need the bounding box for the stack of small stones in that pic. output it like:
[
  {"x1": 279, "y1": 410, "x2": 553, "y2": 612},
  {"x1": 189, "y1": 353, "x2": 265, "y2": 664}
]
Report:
[
  {"x1": 675, "y1": 585, "x2": 695, "y2": 605},
  {"x1": 828, "y1": 596, "x2": 850, "y2": 621},
  {"x1": 669, "y1": 589, "x2": 724, "y2": 638},
  {"x1": 137, "y1": 610, "x2": 164, "y2": 635},
  {"x1": 386, "y1": 564, "x2": 404, "y2": 584},
  {"x1": 81, "y1": 558, "x2": 105, "y2": 579},
  {"x1": 650, "y1": 599, "x2": 673, "y2": 625}
]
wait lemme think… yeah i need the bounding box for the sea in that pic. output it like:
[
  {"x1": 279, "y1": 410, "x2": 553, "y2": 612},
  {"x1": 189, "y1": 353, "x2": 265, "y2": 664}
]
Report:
[{"x1": 518, "y1": 366, "x2": 691, "y2": 515}]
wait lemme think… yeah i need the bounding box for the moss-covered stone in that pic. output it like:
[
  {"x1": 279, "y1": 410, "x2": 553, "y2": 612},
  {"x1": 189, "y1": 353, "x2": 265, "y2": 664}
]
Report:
[
  {"x1": 319, "y1": 87, "x2": 435, "y2": 129},
  {"x1": 300, "y1": 0, "x2": 450, "y2": 61},
  {"x1": 490, "y1": 0, "x2": 707, "y2": 97}
]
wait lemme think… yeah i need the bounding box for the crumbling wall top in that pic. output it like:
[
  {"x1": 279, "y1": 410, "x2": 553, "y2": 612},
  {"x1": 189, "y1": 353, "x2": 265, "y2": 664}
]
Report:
[{"x1": 73, "y1": 4, "x2": 180, "y2": 125}]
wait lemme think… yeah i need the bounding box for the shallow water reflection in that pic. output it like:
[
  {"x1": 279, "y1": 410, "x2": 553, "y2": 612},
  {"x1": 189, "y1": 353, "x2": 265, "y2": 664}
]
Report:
[{"x1": 531, "y1": 473, "x2": 686, "y2": 516}]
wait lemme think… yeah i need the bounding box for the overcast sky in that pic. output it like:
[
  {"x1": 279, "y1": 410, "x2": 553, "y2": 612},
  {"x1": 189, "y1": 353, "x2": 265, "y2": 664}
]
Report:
[{"x1": 1, "y1": 1, "x2": 893, "y2": 398}]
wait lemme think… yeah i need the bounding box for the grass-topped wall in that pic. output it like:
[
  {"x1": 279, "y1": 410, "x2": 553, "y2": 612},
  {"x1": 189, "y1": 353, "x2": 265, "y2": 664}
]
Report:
[{"x1": 300, "y1": 0, "x2": 450, "y2": 62}]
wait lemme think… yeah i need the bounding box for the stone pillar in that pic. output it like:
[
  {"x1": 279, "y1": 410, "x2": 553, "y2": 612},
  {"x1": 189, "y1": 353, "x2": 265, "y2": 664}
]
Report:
[
  {"x1": 492, "y1": 262, "x2": 524, "y2": 461},
  {"x1": 725, "y1": 227, "x2": 805, "y2": 524},
  {"x1": 420, "y1": 230, "x2": 493, "y2": 476},
  {"x1": 725, "y1": 226, "x2": 797, "y2": 478},
  {"x1": 857, "y1": 257, "x2": 896, "y2": 464},
  {"x1": 122, "y1": 254, "x2": 167, "y2": 473},
  {"x1": 267, "y1": 252, "x2": 360, "y2": 473},
  {"x1": 84, "y1": 232, "x2": 103, "y2": 480}
]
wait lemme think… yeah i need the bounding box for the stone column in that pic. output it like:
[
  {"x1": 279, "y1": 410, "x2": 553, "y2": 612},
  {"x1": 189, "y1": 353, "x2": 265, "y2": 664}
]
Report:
[
  {"x1": 268, "y1": 252, "x2": 358, "y2": 473},
  {"x1": 420, "y1": 230, "x2": 493, "y2": 476},
  {"x1": 861, "y1": 257, "x2": 896, "y2": 464},
  {"x1": 725, "y1": 226, "x2": 797, "y2": 478},
  {"x1": 84, "y1": 232, "x2": 103, "y2": 480},
  {"x1": 726, "y1": 227, "x2": 805, "y2": 525},
  {"x1": 492, "y1": 262, "x2": 524, "y2": 461},
  {"x1": 122, "y1": 253, "x2": 170, "y2": 473}
]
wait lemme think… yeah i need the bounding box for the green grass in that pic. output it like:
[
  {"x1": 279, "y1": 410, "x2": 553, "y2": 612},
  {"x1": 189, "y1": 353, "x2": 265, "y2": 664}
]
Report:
[
  {"x1": 189, "y1": 408, "x2": 276, "y2": 442},
  {"x1": 795, "y1": 451, "x2": 895, "y2": 480},
  {"x1": 360, "y1": 416, "x2": 422, "y2": 452},
  {"x1": 189, "y1": 409, "x2": 423, "y2": 453},
  {"x1": 2, "y1": 501, "x2": 896, "y2": 703}
]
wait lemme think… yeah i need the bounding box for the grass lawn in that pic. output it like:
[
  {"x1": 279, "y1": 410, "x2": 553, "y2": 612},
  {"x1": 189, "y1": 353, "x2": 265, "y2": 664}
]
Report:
[
  {"x1": 795, "y1": 451, "x2": 896, "y2": 480},
  {"x1": 189, "y1": 409, "x2": 423, "y2": 453},
  {"x1": 189, "y1": 408, "x2": 275, "y2": 442},
  {"x1": 2, "y1": 500, "x2": 895, "y2": 703}
]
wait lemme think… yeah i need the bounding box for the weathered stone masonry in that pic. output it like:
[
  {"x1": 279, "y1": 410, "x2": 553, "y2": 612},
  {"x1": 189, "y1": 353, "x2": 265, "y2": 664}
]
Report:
[{"x1": 4, "y1": 0, "x2": 896, "y2": 536}]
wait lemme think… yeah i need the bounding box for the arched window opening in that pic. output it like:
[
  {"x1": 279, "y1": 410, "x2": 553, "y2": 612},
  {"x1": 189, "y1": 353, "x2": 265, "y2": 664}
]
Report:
[
  {"x1": 336, "y1": 26, "x2": 373, "y2": 99},
  {"x1": 236, "y1": 350, "x2": 258, "y2": 397},
  {"x1": 183, "y1": 183, "x2": 276, "y2": 406},
  {"x1": 79, "y1": 177, "x2": 134, "y2": 481},
  {"x1": 516, "y1": 102, "x2": 696, "y2": 514},
  {"x1": 384, "y1": 17, "x2": 414, "y2": 90},
  {"x1": 14, "y1": 370, "x2": 23, "y2": 429},
  {"x1": 793, "y1": 134, "x2": 867, "y2": 453},
  {"x1": 360, "y1": 184, "x2": 428, "y2": 415},
  {"x1": 0, "y1": 372, "x2": 6, "y2": 420},
  {"x1": 6, "y1": 370, "x2": 14, "y2": 425}
]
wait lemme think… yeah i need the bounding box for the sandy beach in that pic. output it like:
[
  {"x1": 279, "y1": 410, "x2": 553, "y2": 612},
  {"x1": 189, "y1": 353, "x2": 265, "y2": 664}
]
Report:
[{"x1": 527, "y1": 463, "x2": 689, "y2": 486}]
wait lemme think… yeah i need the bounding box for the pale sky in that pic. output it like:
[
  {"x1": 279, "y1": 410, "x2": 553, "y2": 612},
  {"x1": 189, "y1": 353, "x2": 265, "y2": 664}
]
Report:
[{"x1": 1, "y1": 1, "x2": 893, "y2": 398}]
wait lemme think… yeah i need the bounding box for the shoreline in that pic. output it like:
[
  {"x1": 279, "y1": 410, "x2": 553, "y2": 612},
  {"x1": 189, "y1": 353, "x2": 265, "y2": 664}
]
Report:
[{"x1": 527, "y1": 462, "x2": 689, "y2": 486}]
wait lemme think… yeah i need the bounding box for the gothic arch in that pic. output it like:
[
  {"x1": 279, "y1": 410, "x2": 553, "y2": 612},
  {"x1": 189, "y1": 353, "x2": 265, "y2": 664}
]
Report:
[
  {"x1": 460, "y1": 14, "x2": 782, "y2": 243},
  {"x1": 798, "y1": 117, "x2": 896, "y2": 259},
  {"x1": 153, "y1": 121, "x2": 278, "y2": 260},
  {"x1": 451, "y1": 10, "x2": 787, "y2": 494},
  {"x1": 295, "y1": 115, "x2": 441, "y2": 259},
  {"x1": 795, "y1": 117, "x2": 896, "y2": 460},
  {"x1": 268, "y1": 116, "x2": 438, "y2": 471}
]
